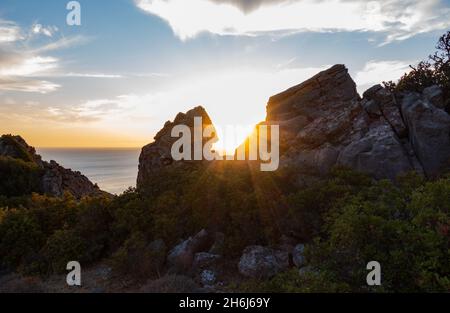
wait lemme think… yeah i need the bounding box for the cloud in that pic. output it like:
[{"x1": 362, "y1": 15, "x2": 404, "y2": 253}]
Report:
[
  {"x1": 0, "y1": 20, "x2": 23, "y2": 43},
  {"x1": 31, "y1": 24, "x2": 58, "y2": 37},
  {"x1": 0, "y1": 20, "x2": 87, "y2": 94},
  {"x1": 0, "y1": 78, "x2": 60, "y2": 94},
  {"x1": 0, "y1": 55, "x2": 59, "y2": 77},
  {"x1": 355, "y1": 60, "x2": 413, "y2": 92},
  {"x1": 64, "y1": 72, "x2": 124, "y2": 79},
  {"x1": 135, "y1": 0, "x2": 450, "y2": 42}
]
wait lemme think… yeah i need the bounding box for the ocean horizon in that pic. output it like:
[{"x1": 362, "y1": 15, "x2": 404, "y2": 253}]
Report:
[{"x1": 37, "y1": 148, "x2": 142, "y2": 195}]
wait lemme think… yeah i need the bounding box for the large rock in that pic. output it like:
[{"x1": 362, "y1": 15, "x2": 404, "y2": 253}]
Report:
[
  {"x1": 238, "y1": 246, "x2": 289, "y2": 279},
  {"x1": 263, "y1": 65, "x2": 446, "y2": 183},
  {"x1": 167, "y1": 229, "x2": 215, "y2": 270},
  {"x1": 137, "y1": 106, "x2": 216, "y2": 189},
  {"x1": 137, "y1": 65, "x2": 450, "y2": 189},
  {"x1": 0, "y1": 135, "x2": 106, "y2": 198},
  {"x1": 401, "y1": 92, "x2": 450, "y2": 178}
]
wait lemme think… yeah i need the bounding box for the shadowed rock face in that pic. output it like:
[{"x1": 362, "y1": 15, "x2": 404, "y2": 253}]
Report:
[
  {"x1": 265, "y1": 64, "x2": 450, "y2": 184},
  {"x1": 0, "y1": 135, "x2": 106, "y2": 198},
  {"x1": 137, "y1": 106, "x2": 216, "y2": 188}
]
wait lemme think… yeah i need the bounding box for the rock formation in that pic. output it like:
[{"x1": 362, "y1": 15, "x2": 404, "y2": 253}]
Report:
[
  {"x1": 137, "y1": 65, "x2": 450, "y2": 188},
  {"x1": 265, "y1": 64, "x2": 450, "y2": 183},
  {"x1": 137, "y1": 106, "x2": 216, "y2": 188},
  {"x1": 0, "y1": 135, "x2": 106, "y2": 198}
]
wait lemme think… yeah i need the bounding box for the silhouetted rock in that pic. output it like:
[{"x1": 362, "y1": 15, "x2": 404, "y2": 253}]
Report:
[
  {"x1": 137, "y1": 106, "x2": 216, "y2": 189},
  {"x1": 167, "y1": 229, "x2": 215, "y2": 271},
  {"x1": 0, "y1": 134, "x2": 107, "y2": 198}
]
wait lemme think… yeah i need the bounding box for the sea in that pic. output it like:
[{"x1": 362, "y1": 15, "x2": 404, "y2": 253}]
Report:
[{"x1": 37, "y1": 148, "x2": 142, "y2": 195}]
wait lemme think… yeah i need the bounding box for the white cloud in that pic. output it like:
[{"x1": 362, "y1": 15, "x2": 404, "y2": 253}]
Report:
[
  {"x1": 135, "y1": 0, "x2": 450, "y2": 42},
  {"x1": 0, "y1": 19, "x2": 88, "y2": 94},
  {"x1": 64, "y1": 72, "x2": 124, "y2": 79},
  {"x1": 0, "y1": 56, "x2": 59, "y2": 77},
  {"x1": 0, "y1": 20, "x2": 23, "y2": 43},
  {"x1": 0, "y1": 78, "x2": 60, "y2": 94},
  {"x1": 31, "y1": 24, "x2": 58, "y2": 37},
  {"x1": 355, "y1": 60, "x2": 413, "y2": 92}
]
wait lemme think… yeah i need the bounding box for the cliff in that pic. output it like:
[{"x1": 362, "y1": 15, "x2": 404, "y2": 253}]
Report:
[{"x1": 0, "y1": 135, "x2": 107, "y2": 198}]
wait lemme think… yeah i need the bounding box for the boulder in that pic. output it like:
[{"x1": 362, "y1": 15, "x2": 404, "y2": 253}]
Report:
[
  {"x1": 193, "y1": 252, "x2": 221, "y2": 269},
  {"x1": 401, "y1": 92, "x2": 450, "y2": 177},
  {"x1": 167, "y1": 230, "x2": 215, "y2": 270},
  {"x1": 200, "y1": 270, "x2": 216, "y2": 286},
  {"x1": 238, "y1": 246, "x2": 289, "y2": 279}
]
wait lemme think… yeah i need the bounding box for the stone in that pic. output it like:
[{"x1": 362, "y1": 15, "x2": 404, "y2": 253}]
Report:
[
  {"x1": 200, "y1": 270, "x2": 216, "y2": 286},
  {"x1": 238, "y1": 246, "x2": 289, "y2": 279},
  {"x1": 167, "y1": 229, "x2": 215, "y2": 270},
  {"x1": 422, "y1": 85, "x2": 444, "y2": 109},
  {"x1": 193, "y1": 253, "x2": 221, "y2": 269},
  {"x1": 401, "y1": 92, "x2": 450, "y2": 178}
]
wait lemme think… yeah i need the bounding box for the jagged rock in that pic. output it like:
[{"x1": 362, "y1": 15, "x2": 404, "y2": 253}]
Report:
[
  {"x1": 401, "y1": 92, "x2": 450, "y2": 178},
  {"x1": 137, "y1": 106, "x2": 216, "y2": 189},
  {"x1": 0, "y1": 135, "x2": 106, "y2": 198},
  {"x1": 265, "y1": 65, "x2": 420, "y2": 182},
  {"x1": 238, "y1": 246, "x2": 289, "y2": 279},
  {"x1": 167, "y1": 229, "x2": 215, "y2": 270},
  {"x1": 137, "y1": 64, "x2": 450, "y2": 190}
]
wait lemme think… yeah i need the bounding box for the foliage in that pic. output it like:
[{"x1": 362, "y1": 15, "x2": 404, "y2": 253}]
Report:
[
  {"x1": 383, "y1": 31, "x2": 450, "y2": 111},
  {"x1": 0, "y1": 156, "x2": 43, "y2": 197},
  {"x1": 306, "y1": 176, "x2": 450, "y2": 292}
]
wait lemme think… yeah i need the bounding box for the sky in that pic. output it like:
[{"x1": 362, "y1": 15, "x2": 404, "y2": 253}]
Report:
[{"x1": 0, "y1": 0, "x2": 449, "y2": 151}]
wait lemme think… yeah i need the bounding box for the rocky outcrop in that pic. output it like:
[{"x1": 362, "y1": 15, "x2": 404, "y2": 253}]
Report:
[
  {"x1": 238, "y1": 246, "x2": 289, "y2": 279},
  {"x1": 137, "y1": 106, "x2": 216, "y2": 189},
  {"x1": 0, "y1": 135, "x2": 106, "y2": 198},
  {"x1": 137, "y1": 65, "x2": 450, "y2": 188},
  {"x1": 264, "y1": 65, "x2": 450, "y2": 182}
]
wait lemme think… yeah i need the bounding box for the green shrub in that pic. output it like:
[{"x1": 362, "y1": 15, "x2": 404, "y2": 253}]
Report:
[
  {"x1": 110, "y1": 232, "x2": 165, "y2": 280},
  {"x1": 0, "y1": 156, "x2": 43, "y2": 197},
  {"x1": 42, "y1": 229, "x2": 85, "y2": 274}
]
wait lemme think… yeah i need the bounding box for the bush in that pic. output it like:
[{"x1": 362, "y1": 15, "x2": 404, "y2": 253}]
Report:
[
  {"x1": 307, "y1": 177, "x2": 450, "y2": 292},
  {"x1": 42, "y1": 229, "x2": 85, "y2": 274},
  {"x1": 0, "y1": 156, "x2": 43, "y2": 197},
  {"x1": 0, "y1": 209, "x2": 45, "y2": 270},
  {"x1": 384, "y1": 31, "x2": 450, "y2": 111},
  {"x1": 110, "y1": 232, "x2": 165, "y2": 280}
]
